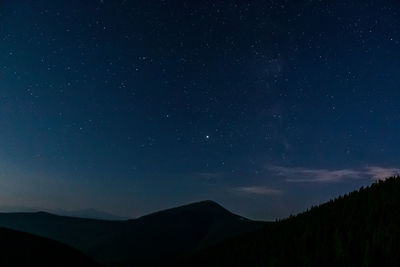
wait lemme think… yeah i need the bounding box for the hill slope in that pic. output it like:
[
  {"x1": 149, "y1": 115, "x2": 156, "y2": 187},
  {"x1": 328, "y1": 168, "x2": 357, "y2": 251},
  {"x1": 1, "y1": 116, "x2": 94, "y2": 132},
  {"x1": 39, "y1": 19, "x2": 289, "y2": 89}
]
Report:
[
  {"x1": 0, "y1": 227, "x2": 98, "y2": 266},
  {"x1": 185, "y1": 177, "x2": 400, "y2": 267},
  {"x1": 0, "y1": 200, "x2": 264, "y2": 266}
]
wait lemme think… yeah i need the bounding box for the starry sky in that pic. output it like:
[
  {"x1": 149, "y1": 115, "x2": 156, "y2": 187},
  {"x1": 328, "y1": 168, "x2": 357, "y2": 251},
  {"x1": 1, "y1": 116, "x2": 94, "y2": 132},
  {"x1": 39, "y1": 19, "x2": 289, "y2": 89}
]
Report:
[{"x1": 0, "y1": 0, "x2": 400, "y2": 220}]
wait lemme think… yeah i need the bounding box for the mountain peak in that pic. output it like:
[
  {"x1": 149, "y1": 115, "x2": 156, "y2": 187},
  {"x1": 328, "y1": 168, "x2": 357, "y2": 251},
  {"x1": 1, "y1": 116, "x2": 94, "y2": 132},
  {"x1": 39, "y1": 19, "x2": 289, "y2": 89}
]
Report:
[
  {"x1": 167, "y1": 200, "x2": 231, "y2": 215},
  {"x1": 134, "y1": 200, "x2": 234, "y2": 222},
  {"x1": 190, "y1": 200, "x2": 225, "y2": 209}
]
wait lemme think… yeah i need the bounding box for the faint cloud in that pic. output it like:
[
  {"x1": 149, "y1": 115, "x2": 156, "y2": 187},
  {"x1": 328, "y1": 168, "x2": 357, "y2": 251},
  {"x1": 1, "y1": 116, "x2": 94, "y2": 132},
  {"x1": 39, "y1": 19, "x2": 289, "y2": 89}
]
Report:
[
  {"x1": 269, "y1": 165, "x2": 361, "y2": 183},
  {"x1": 365, "y1": 166, "x2": 400, "y2": 181},
  {"x1": 269, "y1": 165, "x2": 400, "y2": 183},
  {"x1": 235, "y1": 186, "x2": 283, "y2": 196}
]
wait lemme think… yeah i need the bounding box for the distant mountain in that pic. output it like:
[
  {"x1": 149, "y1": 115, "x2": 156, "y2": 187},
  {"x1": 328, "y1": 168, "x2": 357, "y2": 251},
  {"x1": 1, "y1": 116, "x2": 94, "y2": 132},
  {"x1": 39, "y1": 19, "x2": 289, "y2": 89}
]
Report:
[
  {"x1": 0, "y1": 206, "x2": 127, "y2": 221},
  {"x1": 0, "y1": 226, "x2": 98, "y2": 266},
  {"x1": 50, "y1": 208, "x2": 129, "y2": 221},
  {"x1": 0, "y1": 200, "x2": 264, "y2": 266},
  {"x1": 184, "y1": 177, "x2": 400, "y2": 267}
]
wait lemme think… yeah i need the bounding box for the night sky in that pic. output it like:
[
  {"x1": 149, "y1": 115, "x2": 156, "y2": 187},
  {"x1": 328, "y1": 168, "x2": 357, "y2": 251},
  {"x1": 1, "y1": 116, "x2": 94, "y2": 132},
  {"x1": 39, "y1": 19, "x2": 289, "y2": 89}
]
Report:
[{"x1": 1, "y1": 0, "x2": 400, "y2": 220}]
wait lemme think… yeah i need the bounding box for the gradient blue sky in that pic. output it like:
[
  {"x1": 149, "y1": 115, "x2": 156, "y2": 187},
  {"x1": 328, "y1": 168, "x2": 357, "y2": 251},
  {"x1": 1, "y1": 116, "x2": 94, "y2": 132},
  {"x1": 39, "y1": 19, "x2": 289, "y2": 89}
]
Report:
[{"x1": 0, "y1": 0, "x2": 399, "y2": 220}]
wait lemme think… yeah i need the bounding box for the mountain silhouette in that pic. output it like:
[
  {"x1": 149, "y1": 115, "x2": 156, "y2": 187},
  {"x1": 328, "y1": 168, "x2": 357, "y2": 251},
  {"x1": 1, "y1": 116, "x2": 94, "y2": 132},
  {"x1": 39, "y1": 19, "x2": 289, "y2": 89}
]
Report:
[
  {"x1": 0, "y1": 200, "x2": 264, "y2": 266},
  {"x1": 0, "y1": 226, "x2": 98, "y2": 266},
  {"x1": 183, "y1": 177, "x2": 400, "y2": 267},
  {"x1": 0, "y1": 206, "x2": 127, "y2": 221},
  {"x1": 3, "y1": 176, "x2": 398, "y2": 267},
  {"x1": 50, "y1": 208, "x2": 128, "y2": 220}
]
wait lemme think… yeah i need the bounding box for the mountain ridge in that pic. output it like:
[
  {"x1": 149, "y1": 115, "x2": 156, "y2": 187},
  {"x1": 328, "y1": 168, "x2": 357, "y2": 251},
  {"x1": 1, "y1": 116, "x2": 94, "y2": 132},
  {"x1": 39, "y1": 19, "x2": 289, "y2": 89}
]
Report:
[{"x1": 0, "y1": 199, "x2": 264, "y2": 266}]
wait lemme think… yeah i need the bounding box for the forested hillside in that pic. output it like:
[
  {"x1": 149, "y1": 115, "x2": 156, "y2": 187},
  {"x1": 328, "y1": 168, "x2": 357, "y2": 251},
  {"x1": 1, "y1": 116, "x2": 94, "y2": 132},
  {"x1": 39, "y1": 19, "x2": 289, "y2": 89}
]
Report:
[{"x1": 185, "y1": 177, "x2": 400, "y2": 267}]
